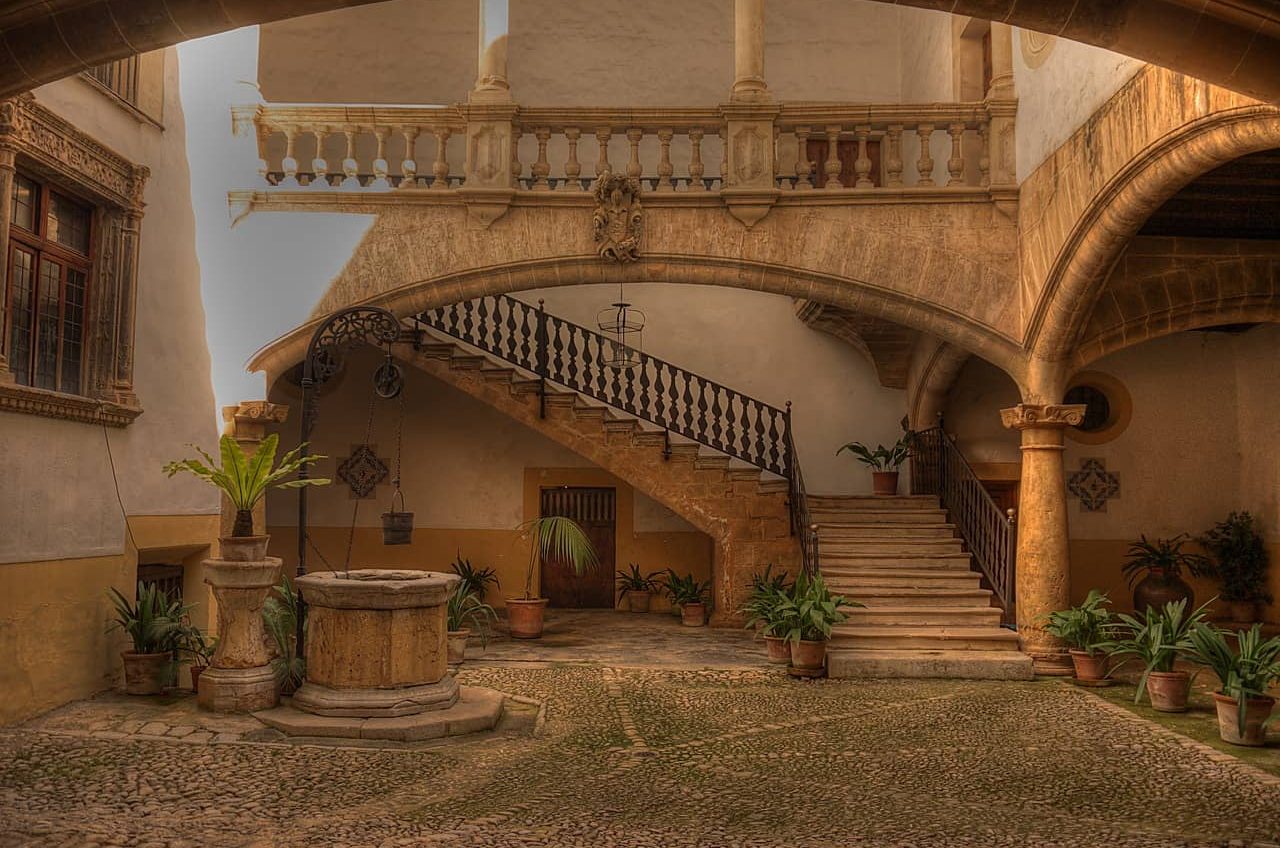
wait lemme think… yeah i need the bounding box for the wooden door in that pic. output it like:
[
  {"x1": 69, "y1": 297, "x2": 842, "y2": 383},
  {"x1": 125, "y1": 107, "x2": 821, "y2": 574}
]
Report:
[
  {"x1": 539, "y1": 487, "x2": 616, "y2": 608},
  {"x1": 806, "y1": 138, "x2": 882, "y2": 188},
  {"x1": 982, "y1": 480, "x2": 1020, "y2": 515}
]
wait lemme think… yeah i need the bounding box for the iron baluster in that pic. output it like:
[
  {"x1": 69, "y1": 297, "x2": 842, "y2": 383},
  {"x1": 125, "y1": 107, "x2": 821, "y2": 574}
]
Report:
[{"x1": 536, "y1": 299, "x2": 548, "y2": 419}]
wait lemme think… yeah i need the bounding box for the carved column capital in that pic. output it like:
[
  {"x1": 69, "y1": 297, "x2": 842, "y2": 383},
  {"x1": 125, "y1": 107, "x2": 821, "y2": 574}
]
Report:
[
  {"x1": 1000, "y1": 403, "x2": 1086, "y2": 431},
  {"x1": 221, "y1": 400, "x2": 290, "y2": 441}
]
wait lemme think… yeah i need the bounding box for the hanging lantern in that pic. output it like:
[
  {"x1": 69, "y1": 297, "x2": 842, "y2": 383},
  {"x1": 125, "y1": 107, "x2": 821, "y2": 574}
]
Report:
[{"x1": 596, "y1": 284, "x2": 645, "y2": 370}]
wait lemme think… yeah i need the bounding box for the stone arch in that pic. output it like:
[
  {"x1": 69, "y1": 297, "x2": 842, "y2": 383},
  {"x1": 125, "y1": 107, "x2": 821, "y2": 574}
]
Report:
[
  {"x1": 906, "y1": 338, "x2": 973, "y2": 430},
  {"x1": 1026, "y1": 106, "x2": 1280, "y2": 389}
]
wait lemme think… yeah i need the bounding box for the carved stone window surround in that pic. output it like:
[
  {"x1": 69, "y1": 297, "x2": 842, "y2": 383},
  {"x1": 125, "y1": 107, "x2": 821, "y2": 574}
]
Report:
[{"x1": 0, "y1": 93, "x2": 149, "y2": 428}]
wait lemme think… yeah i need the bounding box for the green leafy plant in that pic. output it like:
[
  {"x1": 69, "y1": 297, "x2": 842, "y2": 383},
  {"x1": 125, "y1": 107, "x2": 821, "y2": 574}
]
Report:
[
  {"x1": 163, "y1": 434, "x2": 331, "y2": 537},
  {"x1": 1099, "y1": 598, "x2": 1212, "y2": 704},
  {"x1": 107, "y1": 583, "x2": 191, "y2": 654},
  {"x1": 1200, "y1": 512, "x2": 1272, "y2": 604},
  {"x1": 739, "y1": 565, "x2": 793, "y2": 634},
  {"x1": 615, "y1": 563, "x2": 661, "y2": 598},
  {"x1": 774, "y1": 571, "x2": 856, "y2": 643},
  {"x1": 446, "y1": 584, "x2": 498, "y2": 644},
  {"x1": 450, "y1": 554, "x2": 501, "y2": 602},
  {"x1": 178, "y1": 622, "x2": 217, "y2": 668},
  {"x1": 1184, "y1": 623, "x2": 1280, "y2": 736},
  {"x1": 1121, "y1": 534, "x2": 1215, "y2": 587},
  {"x1": 836, "y1": 434, "x2": 912, "y2": 471},
  {"x1": 517, "y1": 516, "x2": 598, "y2": 600},
  {"x1": 263, "y1": 578, "x2": 305, "y2": 693},
  {"x1": 661, "y1": 570, "x2": 710, "y2": 606},
  {"x1": 1042, "y1": 590, "x2": 1112, "y2": 654}
]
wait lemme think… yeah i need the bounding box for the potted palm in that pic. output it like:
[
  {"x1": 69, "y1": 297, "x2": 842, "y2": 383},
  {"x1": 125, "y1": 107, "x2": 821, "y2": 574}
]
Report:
[
  {"x1": 662, "y1": 571, "x2": 711, "y2": 626},
  {"x1": 1042, "y1": 590, "x2": 1113, "y2": 684},
  {"x1": 775, "y1": 571, "x2": 854, "y2": 674},
  {"x1": 163, "y1": 434, "x2": 330, "y2": 561},
  {"x1": 1100, "y1": 598, "x2": 1210, "y2": 712},
  {"x1": 107, "y1": 583, "x2": 190, "y2": 695},
  {"x1": 1121, "y1": 534, "x2": 1215, "y2": 614},
  {"x1": 509, "y1": 516, "x2": 598, "y2": 639},
  {"x1": 446, "y1": 583, "x2": 498, "y2": 664},
  {"x1": 836, "y1": 435, "x2": 911, "y2": 496},
  {"x1": 1200, "y1": 512, "x2": 1272, "y2": 623},
  {"x1": 616, "y1": 564, "x2": 661, "y2": 612},
  {"x1": 450, "y1": 554, "x2": 500, "y2": 602},
  {"x1": 1184, "y1": 623, "x2": 1280, "y2": 747}
]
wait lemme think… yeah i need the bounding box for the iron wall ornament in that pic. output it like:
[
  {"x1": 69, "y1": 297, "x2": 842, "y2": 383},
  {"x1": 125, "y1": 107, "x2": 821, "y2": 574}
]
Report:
[
  {"x1": 1068, "y1": 457, "x2": 1121, "y2": 512},
  {"x1": 592, "y1": 171, "x2": 643, "y2": 263},
  {"x1": 336, "y1": 444, "x2": 389, "y2": 499}
]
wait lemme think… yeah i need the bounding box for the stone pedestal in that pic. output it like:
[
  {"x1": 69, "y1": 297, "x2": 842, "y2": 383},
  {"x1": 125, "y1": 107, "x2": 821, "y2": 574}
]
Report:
[
  {"x1": 292, "y1": 569, "x2": 459, "y2": 718},
  {"x1": 198, "y1": 557, "x2": 281, "y2": 713}
]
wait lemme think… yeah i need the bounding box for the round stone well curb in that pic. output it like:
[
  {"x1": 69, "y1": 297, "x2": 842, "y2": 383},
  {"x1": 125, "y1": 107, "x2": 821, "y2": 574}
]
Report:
[{"x1": 253, "y1": 686, "x2": 507, "y2": 742}]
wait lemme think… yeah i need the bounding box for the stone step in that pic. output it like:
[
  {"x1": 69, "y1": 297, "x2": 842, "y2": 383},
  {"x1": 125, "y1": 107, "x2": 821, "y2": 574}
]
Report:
[
  {"x1": 667, "y1": 444, "x2": 701, "y2": 460},
  {"x1": 829, "y1": 624, "x2": 1022, "y2": 652},
  {"x1": 820, "y1": 554, "x2": 972, "y2": 570},
  {"x1": 811, "y1": 508, "x2": 949, "y2": 524},
  {"x1": 602, "y1": 418, "x2": 639, "y2": 434},
  {"x1": 824, "y1": 570, "x2": 982, "y2": 589},
  {"x1": 827, "y1": 648, "x2": 1034, "y2": 680},
  {"x1": 758, "y1": 479, "x2": 790, "y2": 495},
  {"x1": 480, "y1": 367, "x2": 515, "y2": 383},
  {"x1": 817, "y1": 524, "x2": 956, "y2": 539},
  {"x1": 694, "y1": 455, "x2": 731, "y2": 471},
  {"x1": 845, "y1": 605, "x2": 1004, "y2": 627},
  {"x1": 838, "y1": 586, "x2": 995, "y2": 607},
  {"x1": 448, "y1": 355, "x2": 486, "y2": 370},
  {"x1": 808, "y1": 495, "x2": 941, "y2": 510},
  {"x1": 819, "y1": 539, "x2": 966, "y2": 556},
  {"x1": 631, "y1": 431, "x2": 668, "y2": 448}
]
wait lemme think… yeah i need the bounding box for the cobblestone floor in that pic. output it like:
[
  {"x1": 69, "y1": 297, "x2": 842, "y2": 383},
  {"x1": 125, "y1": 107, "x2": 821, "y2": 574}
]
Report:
[{"x1": 3, "y1": 660, "x2": 1279, "y2": 848}]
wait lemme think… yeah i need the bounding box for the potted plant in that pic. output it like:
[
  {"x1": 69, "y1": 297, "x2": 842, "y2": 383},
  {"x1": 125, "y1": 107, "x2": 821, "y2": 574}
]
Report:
[
  {"x1": 446, "y1": 583, "x2": 498, "y2": 664},
  {"x1": 616, "y1": 564, "x2": 661, "y2": 613},
  {"x1": 178, "y1": 624, "x2": 216, "y2": 692},
  {"x1": 1121, "y1": 534, "x2": 1215, "y2": 614},
  {"x1": 774, "y1": 571, "x2": 854, "y2": 672},
  {"x1": 450, "y1": 554, "x2": 500, "y2": 602},
  {"x1": 1184, "y1": 623, "x2": 1280, "y2": 747},
  {"x1": 740, "y1": 566, "x2": 793, "y2": 663},
  {"x1": 107, "y1": 583, "x2": 190, "y2": 695},
  {"x1": 1042, "y1": 590, "x2": 1113, "y2": 684},
  {"x1": 263, "y1": 578, "x2": 305, "y2": 695},
  {"x1": 836, "y1": 435, "x2": 912, "y2": 496},
  {"x1": 163, "y1": 434, "x2": 330, "y2": 561},
  {"x1": 1200, "y1": 512, "x2": 1272, "y2": 623},
  {"x1": 509, "y1": 516, "x2": 598, "y2": 639},
  {"x1": 662, "y1": 570, "x2": 712, "y2": 626},
  {"x1": 1100, "y1": 598, "x2": 1210, "y2": 712}
]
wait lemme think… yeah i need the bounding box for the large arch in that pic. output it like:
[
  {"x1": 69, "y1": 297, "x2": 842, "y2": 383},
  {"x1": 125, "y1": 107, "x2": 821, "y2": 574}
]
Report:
[{"x1": 4, "y1": 0, "x2": 1280, "y2": 102}]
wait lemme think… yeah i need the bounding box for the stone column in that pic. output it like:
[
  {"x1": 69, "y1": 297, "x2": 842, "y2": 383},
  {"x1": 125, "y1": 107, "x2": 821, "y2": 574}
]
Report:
[
  {"x1": 1000, "y1": 403, "x2": 1085, "y2": 676},
  {"x1": 986, "y1": 22, "x2": 1017, "y2": 199},
  {"x1": 472, "y1": 0, "x2": 510, "y2": 102},
  {"x1": 987, "y1": 22, "x2": 1015, "y2": 100},
  {"x1": 732, "y1": 0, "x2": 768, "y2": 102},
  {"x1": 0, "y1": 143, "x2": 15, "y2": 384}
]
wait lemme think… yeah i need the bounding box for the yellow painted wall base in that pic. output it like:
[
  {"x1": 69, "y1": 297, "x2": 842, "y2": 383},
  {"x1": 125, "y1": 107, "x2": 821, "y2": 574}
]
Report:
[{"x1": 0, "y1": 513, "x2": 218, "y2": 726}]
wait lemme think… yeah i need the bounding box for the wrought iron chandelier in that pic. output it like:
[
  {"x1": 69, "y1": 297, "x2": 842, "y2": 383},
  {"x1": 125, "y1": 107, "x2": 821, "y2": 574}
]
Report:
[{"x1": 596, "y1": 282, "x2": 645, "y2": 370}]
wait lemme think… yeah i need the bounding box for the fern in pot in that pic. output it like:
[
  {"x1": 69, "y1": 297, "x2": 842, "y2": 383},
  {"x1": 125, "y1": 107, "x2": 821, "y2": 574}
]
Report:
[
  {"x1": 1200, "y1": 512, "x2": 1272, "y2": 624},
  {"x1": 1184, "y1": 623, "x2": 1280, "y2": 747},
  {"x1": 616, "y1": 564, "x2": 662, "y2": 613},
  {"x1": 1121, "y1": 534, "x2": 1214, "y2": 615},
  {"x1": 1042, "y1": 590, "x2": 1113, "y2": 684},
  {"x1": 446, "y1": 583, "x2": 498, "y2": 665},
  {"x1": 740, "y1": 566, "x2": 792, "y2": 663},
  {"x1": 837, "y1": 434, "x2": 912, "y2": 496}
]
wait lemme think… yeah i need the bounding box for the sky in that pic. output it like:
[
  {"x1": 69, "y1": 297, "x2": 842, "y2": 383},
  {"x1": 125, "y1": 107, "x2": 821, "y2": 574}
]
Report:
[{"x1": 176, "y1": 28, "x2": 374, "y2": 419}]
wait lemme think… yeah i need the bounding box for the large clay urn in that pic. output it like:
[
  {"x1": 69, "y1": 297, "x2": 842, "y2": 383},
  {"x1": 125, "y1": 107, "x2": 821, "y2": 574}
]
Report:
[
  {"x1": 1132, "y1": 570, "x2": 1194, "y2": 615},
  {"x1": 197, "y1": 556, "x2": 281, "y2": 713},
  {"x1": 293, "y1": 570, "x2": 459, "y2": 717}
]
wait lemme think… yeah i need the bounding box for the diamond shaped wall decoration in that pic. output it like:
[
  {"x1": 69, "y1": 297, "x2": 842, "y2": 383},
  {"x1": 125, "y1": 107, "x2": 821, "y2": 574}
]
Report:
[
  {"x1": 337, "y1": 444, "x2": 389, "y2": 499},
  {"x1": 1067, "y1": 457, "x2": 1120, "y2": 512}
]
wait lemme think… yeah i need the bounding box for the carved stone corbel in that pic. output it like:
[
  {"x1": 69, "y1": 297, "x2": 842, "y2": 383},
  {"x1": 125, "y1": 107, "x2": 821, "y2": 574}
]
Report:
[{"x1": 720, "y1": 101, "x2": 781, "y2": 228}]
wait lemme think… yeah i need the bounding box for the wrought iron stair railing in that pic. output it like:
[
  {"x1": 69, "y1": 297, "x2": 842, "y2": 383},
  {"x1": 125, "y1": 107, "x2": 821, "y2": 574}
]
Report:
[
  {"x1": 416, "y1": 294, "x2": 819, "y2": 573},
  {"x1": 910, "y1": 427, "x2": 1016, "y2": 622}
]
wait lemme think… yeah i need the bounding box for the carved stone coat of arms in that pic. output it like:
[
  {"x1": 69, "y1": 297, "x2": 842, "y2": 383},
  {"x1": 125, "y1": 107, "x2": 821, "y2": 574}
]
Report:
[{"x1": 592, "y1": 171, "x2": 643, "y2": 263}]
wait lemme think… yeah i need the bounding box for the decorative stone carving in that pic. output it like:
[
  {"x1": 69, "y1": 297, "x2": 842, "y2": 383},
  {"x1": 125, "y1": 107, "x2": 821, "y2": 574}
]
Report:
[
  {"x1": 337, "y1": 444, "x2": 389, "y2": 498},
  {"x1": 198, "y1": 557, "x2": 282, "y2": 713},
  {"x1": 1068, "y1": 458, "x2": 1120, "y2": 512},
  {"x1": 1000, "y1": 403, "x2": 1087, "y2": 430},
  {"x1": 592, "y1": 171, "x2": 643, "y2": 263},
  {"x1": 732, "y1": 126, "x2": 766, "y2": 183}
]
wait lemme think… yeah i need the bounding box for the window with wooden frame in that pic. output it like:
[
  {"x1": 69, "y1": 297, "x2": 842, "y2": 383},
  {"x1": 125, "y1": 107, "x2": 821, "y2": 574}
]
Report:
[
  {"x1": 6, "y1": 172, "x2": 93, "y2": 395},
  {"x1": 87, "y1": 56, "x2": 140, "y2": 107}
]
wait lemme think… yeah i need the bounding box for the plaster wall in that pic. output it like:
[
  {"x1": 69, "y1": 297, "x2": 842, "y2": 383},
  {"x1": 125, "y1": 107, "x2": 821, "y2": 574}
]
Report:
[{"x1": 1011, "y1": 31, "x2": 1143, "y2": 182}]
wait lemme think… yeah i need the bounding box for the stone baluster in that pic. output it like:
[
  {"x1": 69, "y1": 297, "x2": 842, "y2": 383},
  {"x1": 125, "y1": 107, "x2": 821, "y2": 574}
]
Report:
[
  {"x1": 793, "y1": 127, "x2": 812, "y2": 190},
  {"x1": 431, "y1": 127, "x2": 451, "y2": 189},
  {"x1": 626, "y1": 128, "x2": 643, "y2": 185},
  {"x1": 916, "y1": 124, "x2": 935, "y2": 187},
  {"x1": 280, "y1": 127, "x2": 301, "y2": 188},
  {"x1": 594, "y1": 127, "x2": 612, "y2": 184},
  {"x1": 885, "y1": 124, "x2": 903, "y2": 188},
  {"x1": 946, "y1": 123, "x2": 966, "y2": 186},
  {"x1": 340, "y1": 125, "x2": 360, "y2": 189},
  {"x1": 372, "y1": 127, "x2": 391, "y2": 189},
  {"x1": 687, "y1": 128, "x2": 706, "y2": 191},
  {"x1": 510, "y1": 126, "x2": 522, "y2": 189},
  {"x1": 255, "y1": 122, "x2": 271, "y2": 186},
  {"x1": 399, "y1": 126, "x2": 419, "y2": 188},
  {"x1": 531, "y1": 127, "x2": 551, "y2": 190},
  {"x1": 978, "y1": 122, "x2": 991, "y2": 187},
  {"x1": 822, "y1": 125, "x2": 842, "y2": 189},
  {"x1": 853, "y1": 125, "x2": 872, "y2": 188},
  {"x1": 656, "y1": 128, "x2": 675, "y2": 192},
  {"x1": 310, "y1": 126, "x2": 330, "y2": 189},
  {"x1": 560, "y1": 127, "x2": 583, "y2": 191},
  {"x1": 719, "y1": 126, "x2": 729, "y2": 188}
]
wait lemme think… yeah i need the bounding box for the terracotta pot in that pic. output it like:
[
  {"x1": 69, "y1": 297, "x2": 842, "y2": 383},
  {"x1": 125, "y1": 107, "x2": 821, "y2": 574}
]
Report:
[
  {"x1": 764, "y1": 635, "x2": 791, "y2": 664},
  {"x1": 1068, "y1": 649, "x2": 1109, "y2": 683},
  {"x1": 871, "y1": 471, "x2": 899, "y2": 496},
  {"x1": 121, "y1": 651, "x2": 169, "y2": 695},
  {"x1": 790, "y1": 639, "x2": 827, "y2": 670},
  {"x1": 628, "y1": 591, "x2": 652, "y2": 613},
  {"x1": 1132, "y1": 571, "x2": 1193, "y2": 615},
  {"x1": 1222, "y1": 599, "x2": 1260, "y2": 623},
  {"x1": 1145, "y1": 670, "x2": 1191, "y2": 712},
  {"x1": 681, "y1": 602, "x2": 706, "y2": 627},
  {"x1": 189, "y1": 664, "x2": 206, "y2": 693},
  {"x1": 446, "y1": 629, "x2": 470, "y2": 664},
  {"x1": 1212, "y1": 692, "x2": 1275, "y2": 747},
  {"x1": 219, "y1": 535, "x2": 269, "y2": 562},
  {"x1": 507, "y1": 598, "x2": 549, "y2": 639}
]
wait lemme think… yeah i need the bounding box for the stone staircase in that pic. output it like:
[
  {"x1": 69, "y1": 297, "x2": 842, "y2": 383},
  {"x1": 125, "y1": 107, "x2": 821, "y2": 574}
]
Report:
[{"x1": 812, "y1": 494, "x2": 1034, "y2": 680}]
